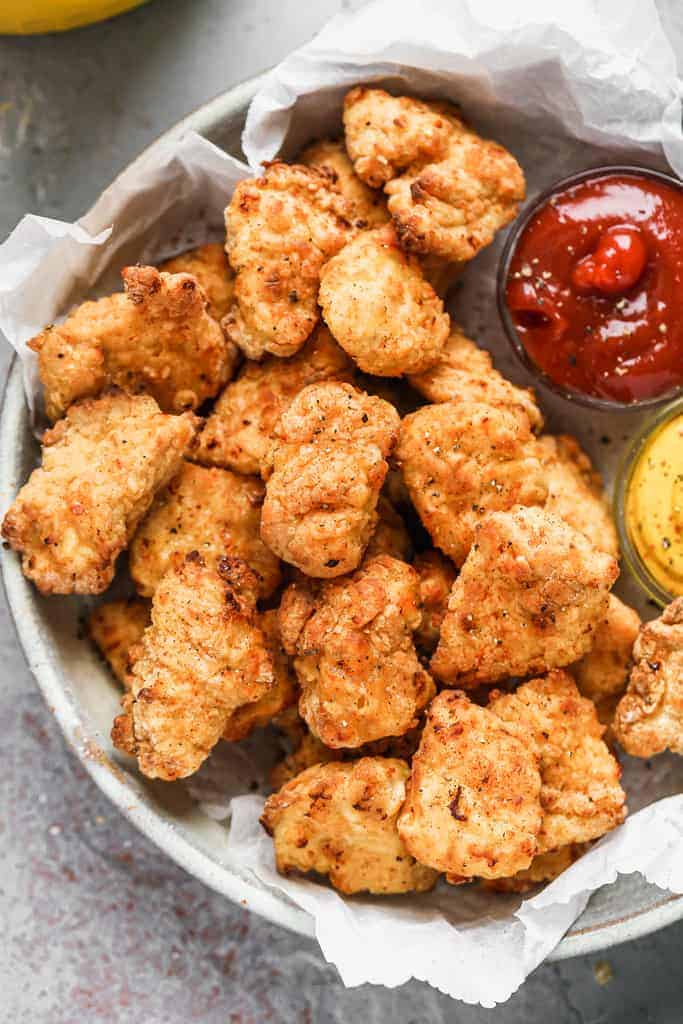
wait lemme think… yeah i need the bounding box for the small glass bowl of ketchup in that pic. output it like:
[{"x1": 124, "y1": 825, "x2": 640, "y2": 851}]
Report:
[{"x1": 498, "y1": 166, "x2": 683, "y2": 410}]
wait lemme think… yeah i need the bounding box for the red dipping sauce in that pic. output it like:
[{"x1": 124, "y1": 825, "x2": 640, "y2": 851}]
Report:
[{"x1": 502, "y1": 169, "x2": 683, "y2": 405}]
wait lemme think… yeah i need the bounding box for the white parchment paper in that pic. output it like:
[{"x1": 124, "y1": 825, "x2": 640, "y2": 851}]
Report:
[{"x1": 2, "y1": 0, "x2": 683, "y2": 1006}]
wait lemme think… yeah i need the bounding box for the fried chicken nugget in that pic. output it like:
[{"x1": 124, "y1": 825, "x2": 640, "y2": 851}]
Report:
[
  {"x1": 159, "y1": 243, "x2": 235, "y2": 321},
  {"x1": 397, "y1": 690, "x2": 542, "y2": 880},
  {"x1": 398, "y1": 400, "x2": 547, "y2": 566},
  {"x1": 112, "y1": 553, "x2": 274, "y2": 780},
  {"x1": 29, "y1": 266, "x2": 235, "y2": 421},
  {"x1": 319, "y1": 224, "x2": 450, "y2": 377},
  {"x1": 224, "y1": 162, "x2": 354, "y2": 359},
  {"x1": 193, "y1": 325, "x2": 353, "y2": 476},
  {"x1": 570, "y1": 594, "x2": 641, "y2": 705},
  {"x1": 300, "y1": 138, "x2": 390, "y2": 228},
  {"x1": 490, "y1": 672, "x2": 626, "y2": 853},
  {"x1": 129, "y1": 461, "x2": 281, "y2": 600},
  {"x1": 270, "y1": 729, "x2": 340, "y2": 791},
  {"x1": 261, "y1": 382, "x2": 400, "y2": 578},
  {"x1": 539, "y1": 435, "x2": 619, "y2": 558},
  {"x1": 364, "y1": 494, "x2": 412, "y2": 561},
  {"x1": 408, "y1": 325, "x2": 543, "y2": 431},
  {"x1": 262, "y1": 757, "x2": 439, "y2": 895},
  {"x1": 431, "y1": 507, "x2": 618, "y2": 686},
  {"x1": 279, "y1": 555, "x2": 435, "y2": 748},
  {"x1": 613, "y1": 598, "x2": 683, "y2": 757},
  {"x1": 413, "y1": 549, "x2": 458, "y2": 654},
  {"x1": 87, "y1": 597, "x2": 151, "y2": 690},
  {"x1": 482, "y1": 844, "x2": 588, "y2": 894},
  {"x1": 2, "y1": 392, "x2": 195, "y2": 594}
]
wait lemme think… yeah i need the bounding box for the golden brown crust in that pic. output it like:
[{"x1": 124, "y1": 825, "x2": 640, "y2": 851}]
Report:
[
  {"x1": 364, "y1": 494, "x2": 412, "y2": 561},
  {"x1": 270, "y1": 729, "x2": 340, "y2": 790},
  {"x1": 300, "y1": 138, "x2": 390, "y2": 228},
  {"x1": 87, "y1": 598, "x2": 151, "y2": 690},
  {"x1": 2, "y1": 392, "x2": 195, "y2": 594},
  {"x1": 569, "y1": 594, "x2": 641, "y2": 704},
  {"x1": 224, "y1": 162, "x2": 354, "y2": 359},
  {"x1": 431, "y1": 507, "x2": 618, "y2": 686},
  {"x1": 260, "y1": 382, "x2": 400, "y2": 578},
  {"x1": 29, "y1": 266, "x2": 235, "y2": 421},
  {"x1": 398, "y1": 400, "x2": 547, "y2": 566},
  {"x1": 159, "y1": 243, "x2": 235, "y2": 321},
  {"x1": 482, "y1": 843, "x2": 588, "y2": 894},
  {"x1": 413, "y1": 549, "x2": 458, "y2": 654},
  {"x1": 262, "y1": 757, "x2": 439, "y2": 894},
  {"x1": 129, "y1": 461, "x2": 281, "y2": 600},
  {"x1": 279, "y1": 555, "x2": 435, "y2": 748},
  {"x1": 397, "y1": 691, "x2": 542, "y2": 880}
]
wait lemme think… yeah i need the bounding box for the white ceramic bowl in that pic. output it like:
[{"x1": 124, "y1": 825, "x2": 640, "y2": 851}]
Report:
[{"x1": 2, "y1": 74, "x2": 682, "y2": 960}]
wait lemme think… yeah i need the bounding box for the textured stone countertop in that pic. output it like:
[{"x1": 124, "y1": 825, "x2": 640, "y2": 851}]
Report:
[{"x1": 1, "y1": 2, "x2": 683, "y2": 1020}]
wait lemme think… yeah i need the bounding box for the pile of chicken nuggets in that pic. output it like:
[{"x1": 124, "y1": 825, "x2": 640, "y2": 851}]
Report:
[{"x1": 5, "y1": 86, "x2": 681, "y2": 899}]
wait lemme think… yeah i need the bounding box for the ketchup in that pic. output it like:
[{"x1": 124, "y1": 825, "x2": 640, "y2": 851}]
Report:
[{"x1": 504, "y1": 171, "x2": 683, "y2": 403}]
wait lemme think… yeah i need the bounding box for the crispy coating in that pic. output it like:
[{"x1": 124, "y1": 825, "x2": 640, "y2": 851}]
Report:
[
  {"x1": 224, "y1": 162, "x2": 354, "y2": 359},
  {"x1": 112, "y1": 554, "x2": 274, "y2": 780},
  {"x1": 431, "y1": 507, "x2": 618, "y2": 686},
  {"x1": 129, "y1": 461, "x2": 280, "y2": 599},
  {"x1": 613, "y1": 598, "x2": 683, "y2": 757},
  {"x1": 413, "y1": 550, "x2": 458, "y2": 654},
  {"x1": 319, "y1": 224, "x2": 450, "y2": 376},
  {"x1": 2, "y1": 392, "x2": 195, "y2": 594},
  {"x1": 570, "y1": 594, "x2": 641, "y2": 704},
  {"x1": 300, "y1": 138, "x2": 390, "y2": 228},
  {"x1": 29, "y1": 265, "x2": 235, "y2": 421},
  {"x1": 490, "y1": 672, "x2": 626, "y2": 853},
  {"x1": 365, "y1": 494, "x2": 412, "y2": 561},
  {"x1": 261, "y1": 382, "x2": 400, "y2": 578},
  {"x1": 408, "y1": 325, "x2": 542, "y2": 431},
  {"x1": 482, "y1": 844, "x2": 587, "y2": 894},
  {"x1": 270, "y1": 729, "x2": 340, "y2": 790},
  {"x1": 397, "y1": 690, "x2": 542, "y2": 880},
  {"x1": 539, "y1": 435, "x2": 618, "y2": 558},
  {"x1": 262, "y1": 758, "x2": 438, "y2": 895},
  {"x1": 87, "y1": 597, "x2": 151, "y2": 690},
  {"x1": 159, "y1": 243, "x2": 235, "y2": 321},
  {"x1": 279, "y1": 555, "x2": 435, "y2": 748},
  {"x1": 398, "y1": 400, "x2": 547, "y2": 566},
  {"x1": 193, "y1": 325, "x2": 353, "y2": 476}
]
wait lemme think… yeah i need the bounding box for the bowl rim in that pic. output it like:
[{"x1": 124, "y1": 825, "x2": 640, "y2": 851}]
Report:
[{"x1": 2, "y1": 74, "x2": 683, "y2": 965}]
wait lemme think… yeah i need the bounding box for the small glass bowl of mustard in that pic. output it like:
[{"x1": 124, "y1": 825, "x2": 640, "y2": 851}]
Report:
[{"x1": 614, "y1": 397, "x2": 683, "y2": 607}]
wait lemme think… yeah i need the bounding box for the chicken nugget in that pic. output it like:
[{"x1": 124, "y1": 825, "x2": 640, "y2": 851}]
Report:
[
  {"x1": 261, "y1": 382, "x2": 399, "y2": 578},
  {"x1": 129, "y1": 461, "x2": 280, "y2": 599},
  {"x1": 2, "y1": 392, "x2": 195, "y2": 594},
  {"x1": 193, "y1": 325, "x2": 353, "y2": 476},
  {"x1": 224, "y1": 162, "x2": 354, "y2": 359},
  {"x1": 364, "y1": 494, "x2": 412, "y2": 561},
  {"x1": 279, "y1": 555, "x2": 435, "y2": 748},
  {"x1": 29, "y1": 266, "x2": 235, "y2": 421},
  {"x1": 490, "y1": 672, "x2": 626, "y2": 853},
  {"x1": 431, "y1": 507, "x2": 618, "y2": 686},
  {"x1": 413, "y1": 549, "x2": 458, "y2": 654},
  {"x1": 159, "y1": 242, "x2": 235, "y2": 321},
  {"x1": 262, "y1": 757, "x2": 439, "y2": 895},
  {"x1": 270, "y1": 728, "x2": 341, "y2": 791},
  {"x1": 112, "y1": 553, "x2": 274, "y2": 780},
  {"x1": 397, "y1": 690, "x2": 542, "y2": 880},
  {"x1": 570, "y1": 594, "x2": 641, "y2": 705},
  {"x1": 87, "y1": 597, "x2": 151, "y2": 690},
  {"x1": 539, "y1": 434, "x2": 618, "y2": 558},
  {"x1": 613, "y1": 598, "x2": 683, "y2": 757},
  {"x1": 398, "y1": 400, "x2": 547, "y2": 566},
  {"x1": 319, "y1": 224, "x2": 450, "y2": 377},
  {"x1": 482, "y1": 844, "x2": 588, "y2": 894},
  {"x1": 300, "y1": 137, "x2": 390, "y2": 228}
]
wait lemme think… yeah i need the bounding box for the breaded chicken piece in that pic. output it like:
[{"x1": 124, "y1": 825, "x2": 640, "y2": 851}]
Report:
[
  {"x1": 193, "y1": 325, "x2": 353, "y2": 476},
  {"x1": 129, "y1": 461, "x2": 280, "y2": 600},
  {"x1": 431, "y1": 507, "x2": 618, "y2": 686},
  {"x1": 270, "y1": 729, "x2": 340, "y2": 791},
  {"x1": 408, "y1": 325, "x2": 543, "y2": 431},
  {"x1": 2, "y1": 392, "x2": 195, "y2": 595},
  {"x1": 482, "y1": 844, "x2": 588, "y2": 894},
  {"x1": 111, "y1": 554, "x2": 274, "y2": 780},
  {"x1": 539, "y1": 435, "x2": 618, "y2": 558},
  {"x1": 262, "y1": 758, "x2": 439, "y2": 895},
  {"x1": 159, "y1": 243, "x2": 235, "y2": 321},
  {"x1": 261, "y1": 382, "x2": 400, "y2": 578},
  {"x1": 87, "y1": 597, "x2": 151, "y2": 690},
  {"x1": 279, "y1": 555, "x2": 435, "y2": 748},
  {"x1": 397, "y1": 691, "x2": 542, "y2": 880},
  {"x1": 413, "y1": 550, "x2": 458, "y2": 654},
  {"x1": 490, "y1": 672, "x2": 626, "y2": 853},
  {"x1": 398, "y1": 400, "x2": 547, "y2": 566},
  {"x1": 613, "y1": 598, "x2": 683, "y2": 757},
  {"x1": 570, "y1": 594, "x2": 641, "y2": 705},
  {"x1": 319, "y1": 224, "x2": 450, "y2": 377},
  {"x1": 223, "y1": 609, "x2": 298, "y2": 742},
  {"x1": 29, "y1": 266, "x2": 235, "y2": 421},
  {"x1": 300, "y1": 138, "x2": 390, "y2": 228},
  {"x1": 224, "y1": 162, "x2": 354, "y2": 359},
  {"x1": 365, "y1": 494, "x2": 412, "y2": 561}
]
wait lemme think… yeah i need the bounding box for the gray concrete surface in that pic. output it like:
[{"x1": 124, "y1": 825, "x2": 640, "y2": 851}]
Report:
[{"x1": 1, "y1": 2, "x2": 683, "y2": 1020}]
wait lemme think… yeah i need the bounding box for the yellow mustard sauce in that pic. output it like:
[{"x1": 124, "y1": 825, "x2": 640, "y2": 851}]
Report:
[{"x1": 626, "y1": 414, "x2": 683, "y2": 597}]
